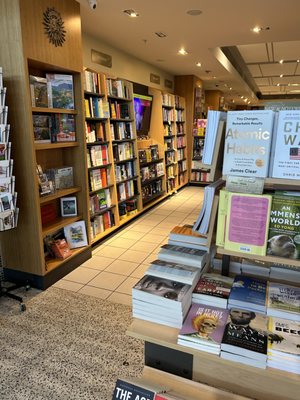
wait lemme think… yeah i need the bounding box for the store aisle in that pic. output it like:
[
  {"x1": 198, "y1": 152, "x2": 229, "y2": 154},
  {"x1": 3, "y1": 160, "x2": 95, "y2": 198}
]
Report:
[{"x1": 53, "y1": 186, "x2": 204, "y2": 306}]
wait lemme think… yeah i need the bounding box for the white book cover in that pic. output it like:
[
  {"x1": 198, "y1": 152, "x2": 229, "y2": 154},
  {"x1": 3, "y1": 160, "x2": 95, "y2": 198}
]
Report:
[
  {"x1": 270, "y1": 110, "x2": 300, "y2": 179},
  {"x1": 222, "y1": 110, "x2": 275, "y2": 178},
  {"x1": 267, "y1": 282, "x2": 300, "y2": 321},
  {"x1": 268, "y1": 316, "x2": 300, "y2": 359}
]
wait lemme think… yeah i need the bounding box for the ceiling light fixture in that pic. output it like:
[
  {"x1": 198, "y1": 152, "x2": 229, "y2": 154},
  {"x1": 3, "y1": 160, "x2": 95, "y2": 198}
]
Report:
[
  {"x1": 155, "y1": 32, "x2": 167, "y2": 38},
  {"x1": 123, "y1": 9, "x2": 139, "y2": 17},
  {"x1": 186, "y1": 9, "x2": 202, "y2": 16},
  {"x1": 196, "y1": 62, "x2": 202, "y2": 67},
  {"x1": 280, "y1": 74, "x2": 284, "y2": 78},
  {"x1": 276, "y1": 83, "x2": 280, "y2": 86},
  {"x1": 297, "y1": 60, "x2": 300, "y2": 63},
  {"x1": 229, "y1": 87, "x2": 232, "y2": 90},
  {"x1": 279, "y1": 59, "x2": 284, "y2": 64},
  {"x1": 252, "y1": 26, "x2": 270, "y2": 33},
  {"x1": 178, "y1": 48, "x2": 188, "y2": 55}
]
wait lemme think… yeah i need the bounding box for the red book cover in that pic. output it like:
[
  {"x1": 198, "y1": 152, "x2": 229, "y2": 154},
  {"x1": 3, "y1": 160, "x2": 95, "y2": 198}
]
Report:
[
  {"x1": 100, "y1": 168, "x2": 107, "y2": 187},
  {"x1": 101, "y1": 145, "x2": 108, "y2": 165}
]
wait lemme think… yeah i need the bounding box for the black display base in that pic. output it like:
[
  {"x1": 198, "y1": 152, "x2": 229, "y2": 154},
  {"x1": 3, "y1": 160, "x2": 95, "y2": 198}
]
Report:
[
  {"x1": 3, "y1": 246, "x2": 92, "y2": 290},
  {"x1": 145, "y1": 342, "x2": 193, "y2": 380}
]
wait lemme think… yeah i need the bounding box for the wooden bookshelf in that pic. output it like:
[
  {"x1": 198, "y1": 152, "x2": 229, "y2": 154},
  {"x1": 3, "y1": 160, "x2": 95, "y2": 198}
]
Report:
[
  {"x1": 0, "y1": 0, "x2": 91, "y2": 289},
  {"x1": 127, "y1": 319, "x2": 299, "y2": 400}
]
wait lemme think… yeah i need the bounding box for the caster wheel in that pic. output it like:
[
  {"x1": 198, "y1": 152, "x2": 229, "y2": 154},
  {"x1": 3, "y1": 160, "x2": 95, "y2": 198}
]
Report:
[{"x1": 20, "y1": 303, "x2": 26, "y2": 312}]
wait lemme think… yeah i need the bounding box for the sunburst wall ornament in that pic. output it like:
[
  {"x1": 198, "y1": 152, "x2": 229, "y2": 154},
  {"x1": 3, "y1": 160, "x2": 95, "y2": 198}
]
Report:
[{"x1": 43, "y1": 7, "x2": 66, "y2": 47}]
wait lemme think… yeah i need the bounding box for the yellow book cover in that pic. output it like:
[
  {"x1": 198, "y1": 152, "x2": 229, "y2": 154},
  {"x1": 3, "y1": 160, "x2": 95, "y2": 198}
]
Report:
[
  {"x1": 84, "y1": 99, "x2": 91, "y2": 118},
  {"x1": 224, "y1": 192, "x2": 272, "y2": 255},
  {"x1": 216, "y1": 189, "x2": 229, "y2": 247}
]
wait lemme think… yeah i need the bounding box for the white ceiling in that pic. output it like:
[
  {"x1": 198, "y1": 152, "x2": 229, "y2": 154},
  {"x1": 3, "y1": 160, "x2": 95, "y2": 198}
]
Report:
[{"x1": 77, "y1": 0, "x2": 300, "y2": 106}]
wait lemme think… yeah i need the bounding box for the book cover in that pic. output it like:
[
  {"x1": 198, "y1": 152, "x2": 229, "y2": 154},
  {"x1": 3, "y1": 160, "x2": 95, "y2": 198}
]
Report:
[
  {"x1": 222, "y1": 110, "x2": 274, "y2": 177},
  {"x1": 268, "y1": 316, "x2": 300, "y2": 358},
  {"x1": 267, "y1": 282, "x2": 300, "y2": 318},
  {"x1": 193, "y1": 273, "x2": 234, "y2": 301},
  {"x1": 51, "y1": 113, "x2": 76, "y2": 142},
  {"x1": 63, "y1": 220, "x2": 88, "y2": 249},
  {"x1": 221, "y1": 308, "x2": 268, "y2": 360},
  {"x1": 228, "y1": 275, "x2": 267, "y2": 312},
  {"x1": 46, "y1": 74, "x2": 74, "y2": 109},
  {"x1": 145, "y1": 259, "x2": 201, "y2": 286},
  {"x1": 132, "y1": 275, "x2": 192, "y2": 308},
  {"x1": 112, "y1": 379, "x2": 156, "y2": 400},
  {"x1": 224, "y1": 192, "x2": 272, "y2": 256},
  {"x1": 29, "y1": 75, "x2": 48, "y2": 108},
  {"x1": 178, "y1": 303, "x2": 229, "y2": 347},
  {"x1": 32, "y1": 114, "x2": 51, "y2": 143},
  {"x1": 270, "y1": 110, "x2": 300, "y2": 180},
  {"x1": 267, "y1": 194, "x2": 300, "y2": 259},
  {"x1": 169, "y1": 225, "x2": 208, "y2": 245},
  {"x1": 215, "y1": 189, "x2": 229, "y2": 247}
]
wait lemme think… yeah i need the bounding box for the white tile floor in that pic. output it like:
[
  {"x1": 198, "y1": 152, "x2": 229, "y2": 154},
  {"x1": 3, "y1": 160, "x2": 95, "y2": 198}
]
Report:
[{"x1": 53, "y1": 186, "x2": 204, "y2": 306}]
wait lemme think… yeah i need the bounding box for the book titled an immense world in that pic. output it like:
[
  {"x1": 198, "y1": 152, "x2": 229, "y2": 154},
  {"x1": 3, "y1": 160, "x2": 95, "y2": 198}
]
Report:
[{"x1": 222, "y1": 110, "x2": 275, "y2": 178}]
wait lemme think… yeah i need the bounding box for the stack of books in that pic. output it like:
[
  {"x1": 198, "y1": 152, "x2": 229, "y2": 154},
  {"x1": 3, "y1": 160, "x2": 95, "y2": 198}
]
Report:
[
  {"x1": 178, "y1": 303, "x2": 229, "y2": 355},
  {"x1": 266, "y1": 282, "x2": 300, "y2": 321},
  {"x1": 168, "y1": 224, "x2": 208, "y2": 250},
  {"x1": 267, "y1": 316, "x2": 300, "y2": 374},
  {"x1": 132, "y1": 275, "x2": 192, "y2": 328},
  {"x1": 192, "y1": 273, "x2": 234, "y2": 308},
  {"x1": 157, "y1": 244, "x2": 208, "y2": 269},
  {"x1": 220, "y1": 308, "x2": 268, "y2": 369},
  {"x1": 228, "y1": 275, "x2": 267, "y2": 314}
]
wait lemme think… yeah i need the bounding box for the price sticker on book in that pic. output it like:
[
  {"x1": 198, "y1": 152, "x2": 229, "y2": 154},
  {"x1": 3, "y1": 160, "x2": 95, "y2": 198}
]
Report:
[{"x1": 226, "y1": 175, "x2": 265, "y2": 194}]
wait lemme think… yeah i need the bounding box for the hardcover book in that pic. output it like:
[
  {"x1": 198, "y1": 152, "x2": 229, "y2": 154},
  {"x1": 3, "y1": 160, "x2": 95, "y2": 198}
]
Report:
[
  {"x1": 169, "y1": 224, "x2": 208, "y2": 246},
  {"x1": 51, "y1": 113, "x2": 76, "y2": 142},
  {"x1": 63, "y1": 220, "x2": 88, "y2": 249},
  {"x1": 46, "y1": 74, "x2": 74, "y2": 109},
  {"x1": 215, "y1": 189, "x2": 229, "y2": 247},
  {"x1": 29, "y1": 75, "x2": 48, "y2": 108},
  {"x1": 270, "y1": 110, "x2": 300, "y2": 180},
  {"x1": 224, "y1": 192, "x2": 272, "y2": 256},
  {"x1": 267, "y1": 282, "x2": 300, "y2": 321},
  {"x1": 222, "y1": 110, "x2": 275, "y2": 177},
  {"x1": 221, "y1": 308, "x2": 268, "y2": 361},
  {"x1": 178, "y1": 303, "x2": 229, "y2": 349},
  {"x1": 228, "y1": 275, "x2": 267, "y2": 313},
  {"x1": 32, "y1": 115, "x2": 51, "y2": 143},
  {"x1": 267, "y1": 194, "x2": 300, "y2": 260},
  {"x1": 158, "y1": 244, "x2": 208, "y2": 268},
  {"x1": 192, "y1": 273, "x2": 234, "y2": 307}
]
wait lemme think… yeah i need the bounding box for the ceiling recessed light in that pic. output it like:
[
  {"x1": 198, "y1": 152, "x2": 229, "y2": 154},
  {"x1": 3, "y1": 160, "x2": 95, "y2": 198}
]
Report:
[
  {"x1": 186, "y1": 9, "x2": 202, "y2": 16},
  {"x1": 196, "y1": 62, "x2": 202, "y2": 67},
  {"x1": 178, "y1": 48, "x2": 188, "y2": 55},
  {"x1": 229, "y1": 87, "x2": 232, "y2": 90},
  {"x1": 297, "y1": 59, "x2": 300, "y2": 63},
  {"x1": 276, "y1": 83, "x2": 280, "y2": 86},
  {"x1": 252, "y1": 26, "x2": 261, "y2": 33},
  {"x1": 280, "y1": 74, "x2": 283, "y2": 78},
  {"x1": 279, "y1": 59, "x2": 284, "y2": 64},
  {"x1": 123, "y1": 9, "x2": 139, "y2": 17},
  {"x1": 155, "y1": 32, "x2": 167, "y2": 38}
]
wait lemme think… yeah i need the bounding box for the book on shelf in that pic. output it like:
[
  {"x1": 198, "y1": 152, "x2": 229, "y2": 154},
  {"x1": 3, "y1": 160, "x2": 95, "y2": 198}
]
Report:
[
  {"x1": 192, "y1": 273, "x2": 234, "y2": 308},
  {"x1": 221, "y1": 308, "x2": 268, "y2": 368},
  {"x1": 50, "y1": 238, "x2": 72, "y2": 260},
  {"x1": 240, "y1": 258, "x2": 271, "y2": 278},
  {"x1": 0, "y1": 105, "x2": 8, "y2": 125},
  {"x1": 52, "y1": 166, "x2": 74, "y2": 190},
  {"x1": 267, "y1": 194, "x2": 300, "y2": 260},
  {"x1": 224, "y1": 192, "x2": 272, "y2": 256},
  {"x1": 202, "y1": 110, "x2": 226, "y2": 165},
  {"x1": 51, "y1": 113, "x2": 76, "y2": 142},
  {"x1": 158, "y1": 244, "x2": 208, "y2": 269},
  {"x1": 46, "y1": 73, "x2": 74, "y2": 109},
  {"x1": 222, "y1": 110, "x2": 275, "y2": 178},
  {"x1": 228, "y1": 275, "x2": 267, "y2": 313},
  {"x1": 29, "y1": 75, "x2": 48, "y2": 108},
  {"x1": 267, "y1": 316, "x2": 300, "y2": 374},
  {"x1": 63, "y1": 220, "x2": 88, "y2": 249},
  {"x1": 132, "y1": 275, "x2": 192, "y2": 328},
  {"x1": 269, "y1": 262, "x2": 300, "y2": 283},
  {"x1": 32, "y1": 115, "x2": 51, "y2": 143},
  {"x1": 193, "y1": 178, "x2": 224, "y2": 235},
  {"x1": 269, "y1": 109, "x2": 300, "y2": 180},
  {"x1": 0, "y1": 159, "x2": 13, "y2": 178},
  {"x1": 215, "y1": 189, "x2": 229, "y2": 247},
  {"x1": 0, "y1": 124, "x2": 10, "y2": 143},
  {"x1": 145, "y1": 259, "x2": 202, "y2": 287},
  {"x1": 0, "y1": 142, "x2": 11, "y2": 161},
  {"x1": 267, "y1": 282, "x2": 300, "y2": 321},
  {"x1": 178, "y1": 303, "x2": 229, "y2": 354}
]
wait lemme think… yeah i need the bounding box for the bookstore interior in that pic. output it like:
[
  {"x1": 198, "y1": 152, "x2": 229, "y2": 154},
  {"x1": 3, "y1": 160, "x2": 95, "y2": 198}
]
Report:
[{"x1": 0, "y1": 0, "x2": 300, "y2": 399}]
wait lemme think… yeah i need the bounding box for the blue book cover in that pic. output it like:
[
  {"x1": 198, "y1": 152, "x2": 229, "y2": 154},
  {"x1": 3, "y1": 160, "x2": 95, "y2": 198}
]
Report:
[
  {"x1": 222, "y1": 110, "x2": 275, "y2": 178},
  {"x1": 228, "y1": 275, "x2": 267, "y2": 309}
]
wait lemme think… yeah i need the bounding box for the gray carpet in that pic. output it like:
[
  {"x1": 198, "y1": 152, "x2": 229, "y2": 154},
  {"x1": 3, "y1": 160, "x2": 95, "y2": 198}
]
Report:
[{"x1": 0, "y1": 286, "x2": 144, "y2": 399}]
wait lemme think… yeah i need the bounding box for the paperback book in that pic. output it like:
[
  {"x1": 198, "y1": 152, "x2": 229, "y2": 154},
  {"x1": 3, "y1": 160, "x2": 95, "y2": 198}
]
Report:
[
  {"x1": 178, "y1": 303, "x2": 229, "y2": 354},
  {"x1": 267, "y1": 194, "x2": 300, "y2": 260},
  {"x1": 169, "y1": 224, "x2": 208, "y2": 246},
  {"x1": 158, "y1": 244, "x2": 208, "y2": 269},
  {"x1": 63, "y1": 220, "x2": 88, "y2": 249},
  {"x1": 145, "y1": 259, "x2": 202, "y2": 287},
  {"x1": 46, "y1": 73, "x2": 74, "y2": 109},
  {"x1": 222, "y1": 110, "x2": 275, "y2": 178},
  {"x1": 228, "y1": 275, "x2": 267, "y2": 313},
  {"x1": 270, "y1": 110, "x2": 300, "y2": 180},
  {"x1": 224, "y1": 192, "x2": 272, "y2": 256},
  {"x1": 267, "y1": 282, "x2": 300, "y2": 321},
  {"x1": 192, "y1": 273, "x2": 234, "y2": 308}
]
